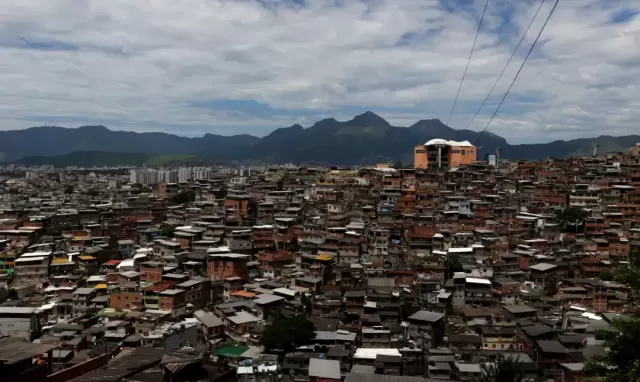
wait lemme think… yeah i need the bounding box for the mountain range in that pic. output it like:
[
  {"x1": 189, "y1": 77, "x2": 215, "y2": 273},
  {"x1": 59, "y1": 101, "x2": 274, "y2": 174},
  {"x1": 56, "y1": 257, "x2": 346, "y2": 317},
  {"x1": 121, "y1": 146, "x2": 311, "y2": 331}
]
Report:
[{"x1": 1, "y1": 111, "x2": 638, "y2": 166}]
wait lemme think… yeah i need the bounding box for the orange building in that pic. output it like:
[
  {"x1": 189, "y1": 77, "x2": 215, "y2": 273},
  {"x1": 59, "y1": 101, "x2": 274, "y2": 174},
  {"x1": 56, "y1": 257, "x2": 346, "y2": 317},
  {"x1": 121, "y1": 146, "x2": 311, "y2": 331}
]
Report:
[{"x1": 414, "y1": 139, "x2": 477, "y2": 169}]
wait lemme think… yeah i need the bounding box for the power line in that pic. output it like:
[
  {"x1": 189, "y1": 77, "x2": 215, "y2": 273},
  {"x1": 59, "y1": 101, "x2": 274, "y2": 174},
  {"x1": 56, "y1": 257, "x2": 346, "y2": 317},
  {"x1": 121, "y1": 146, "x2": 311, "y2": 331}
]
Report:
[
  {"x1": 465, "y1": 0, "x2": 546, "y2": 131},
  {"x1": 473, "y1": 0, "x2": 560, "y2": 146},
  {"x1": 445, "y1": 0, "x2": 490, "y2": 127}
]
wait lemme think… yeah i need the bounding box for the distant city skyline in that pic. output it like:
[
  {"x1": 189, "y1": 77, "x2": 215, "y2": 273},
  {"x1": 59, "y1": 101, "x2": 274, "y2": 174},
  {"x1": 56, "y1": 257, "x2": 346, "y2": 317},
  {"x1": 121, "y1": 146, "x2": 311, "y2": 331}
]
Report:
[{"x1": 0, "y1": 1, "x2": 638, "y2": 143}]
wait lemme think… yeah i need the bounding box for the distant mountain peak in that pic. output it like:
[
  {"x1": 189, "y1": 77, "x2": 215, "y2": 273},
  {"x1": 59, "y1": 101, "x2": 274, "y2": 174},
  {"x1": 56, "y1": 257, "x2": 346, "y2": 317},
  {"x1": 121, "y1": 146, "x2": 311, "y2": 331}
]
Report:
[
  {"x1": 4, "y1": 114, "x2": 634, "y2": 165},
  {"x1": 264, "y1": 123, "x2": 305, "y2": 140},
  {"x1": 410, "y1": 119, "x2": 449, "y2": 129},
  {"x1": 310, "y1": 117, "x2": 339, "y2": 129},
  {"x1": 349, "y1": 111, "x2": 390, "y2": 127},
  {"x1": 78, "y1": 125, "x2": 109, "y2": 131}
]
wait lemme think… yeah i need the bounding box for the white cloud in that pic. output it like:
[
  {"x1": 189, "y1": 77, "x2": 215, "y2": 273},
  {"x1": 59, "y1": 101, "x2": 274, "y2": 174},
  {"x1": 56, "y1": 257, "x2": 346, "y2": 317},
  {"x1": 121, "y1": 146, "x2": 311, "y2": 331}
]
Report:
[{"x1": 0, "y1": 0, "x2": 638, "y2": 143}]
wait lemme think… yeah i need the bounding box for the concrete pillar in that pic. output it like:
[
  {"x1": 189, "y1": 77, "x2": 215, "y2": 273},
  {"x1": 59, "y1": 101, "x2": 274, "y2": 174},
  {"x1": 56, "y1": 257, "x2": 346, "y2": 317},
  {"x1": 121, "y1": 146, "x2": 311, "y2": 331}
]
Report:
[
  {"x1": 437, "y1": 146, "x2": 442, "y2": 169},
  {"x1": 47, "y1": 349, "x2": 53, "y2": 375}
]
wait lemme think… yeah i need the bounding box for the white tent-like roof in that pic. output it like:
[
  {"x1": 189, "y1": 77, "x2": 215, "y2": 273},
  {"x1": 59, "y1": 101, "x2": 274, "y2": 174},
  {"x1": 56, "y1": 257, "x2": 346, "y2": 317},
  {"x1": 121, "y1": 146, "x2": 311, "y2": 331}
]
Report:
[{"x1": 424, "y1": 139, "x2": 474, "y2": 147}]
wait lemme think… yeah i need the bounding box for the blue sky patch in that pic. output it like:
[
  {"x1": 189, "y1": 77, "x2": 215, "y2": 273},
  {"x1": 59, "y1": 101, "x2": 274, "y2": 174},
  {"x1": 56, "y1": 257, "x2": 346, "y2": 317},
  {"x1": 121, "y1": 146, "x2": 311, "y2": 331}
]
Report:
[
  {"x1": 610, "y1": 9, "x2": 639, "y2": 23},
  {"x1": 20, "y1": 38, "x2": 77, "y2": 51}
]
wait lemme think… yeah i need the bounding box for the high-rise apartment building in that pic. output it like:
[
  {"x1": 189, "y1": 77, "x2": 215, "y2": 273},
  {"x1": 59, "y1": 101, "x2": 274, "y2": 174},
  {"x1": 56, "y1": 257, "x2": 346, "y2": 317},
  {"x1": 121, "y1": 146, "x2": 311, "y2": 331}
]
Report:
[
  {"x1": 178, "y1": 167, "x2": 211, "y2": 182},
  {"x1": 130, "y1": 169, "x2": 159, "y2": 185},
  {"x1": 178, "y1": 167, "x2": 191, "y2": 183},
  {"x1": 159, "y1": 170, "x2": 178, "y2": 183},
  {"x1": 192, "y1": 167, "x2": 211, "y2": 180}
]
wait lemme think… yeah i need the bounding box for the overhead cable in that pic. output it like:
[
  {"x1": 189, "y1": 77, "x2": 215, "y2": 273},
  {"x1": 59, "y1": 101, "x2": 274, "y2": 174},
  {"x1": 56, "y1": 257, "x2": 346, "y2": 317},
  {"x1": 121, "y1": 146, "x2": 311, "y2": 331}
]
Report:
[
  {"x1": 464, "y1": 0, "x2": 546, "y2": 131},
  {"x1": 474, "y1": 0, "x2": 560, "y2": 146},
  {"x1": 445, "y1": 0, "x2": 490, "y2": 127}
]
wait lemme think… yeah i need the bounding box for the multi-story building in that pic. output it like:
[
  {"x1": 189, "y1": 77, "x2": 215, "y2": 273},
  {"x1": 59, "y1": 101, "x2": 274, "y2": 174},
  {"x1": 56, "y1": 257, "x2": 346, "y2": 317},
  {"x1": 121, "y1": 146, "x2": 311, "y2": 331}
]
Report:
[
  {"x1": 140, "y1": 260, "x2": 165, "y2": 282},
  {"x1": 130, "y1": 169, "x2": 159, "y2": 185},
  {"x1": 159, "y1": 170, "x2": 178, "y2": 184},
  {"x1": 159, "y1": 289, "x2": 186, "y2": 318},
  {"x1": 0, "y1": 307, "x2": 42, "y2": 341},
  {"x1": 178, "y1": 167, "x2": 191, "y2": 183},
  {"x1": 414, "y1": 139, "x2": 477, "y2": 169},
  {"x1": 14, "y1": 253, "x2": 50, "y2": 287},
  {"x1": 207, "y1": 253, "x2": 250, "y2": 281}
]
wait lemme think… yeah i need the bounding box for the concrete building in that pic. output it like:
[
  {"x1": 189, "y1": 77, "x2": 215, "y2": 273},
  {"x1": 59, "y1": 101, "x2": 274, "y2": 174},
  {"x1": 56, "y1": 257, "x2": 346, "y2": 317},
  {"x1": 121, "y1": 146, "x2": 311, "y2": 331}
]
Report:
[
  {"x1": 414, "y1": 139, "x2": 477, "y2": 169},
  {"x1": 192, "y1": 167, "x2": 211, "y2": 180},
  {"x1": 159, "y1": 170, "x2": 178, "y2": 183},
  {"x1": 14, "y1": 253, "x2": 50, "y2": 287},
  {"x1": 130, "y1": 169, "x2": 159, "y2": 185},
  {"x1": 178, "y1": 167, "x2": 191, "y2": 183},
  {"x1": 0, "y1": 307, "x2": 41, "y2": 340}
]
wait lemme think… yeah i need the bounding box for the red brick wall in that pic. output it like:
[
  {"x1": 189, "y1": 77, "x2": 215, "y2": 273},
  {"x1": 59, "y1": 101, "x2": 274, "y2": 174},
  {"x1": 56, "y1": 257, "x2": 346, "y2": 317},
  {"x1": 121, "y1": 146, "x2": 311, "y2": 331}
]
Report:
[
  {"x1": 110, "y1": 290, "x2": 143, "y2": 310},
  {"x1": 159, "y1": 296, "x2": 173, "y2": 310},
  {"x1": 311, "y1": 377, "x2": 340, "y2": 382},
  {"x1": 177, "y1": 238, "x2": 190, "y2": 249},
  {"x1": 208, "y1": 260, "x2": 248, "y2": 280},
  {"x1": 500, "y1": 284, "x2": 519, "y2": 294},
  {"x1": 106, "y1": 272, "x2": 119, "y2": 283},
  {"x1": 140, "y1": 267, "x2": 163, "y2": 282},
  {"x1": 593, "y1": 296, "x2": 608, "y2": 313},
  {"x1": 224, "y1": 199, "x2": 248, "y2": 217}
]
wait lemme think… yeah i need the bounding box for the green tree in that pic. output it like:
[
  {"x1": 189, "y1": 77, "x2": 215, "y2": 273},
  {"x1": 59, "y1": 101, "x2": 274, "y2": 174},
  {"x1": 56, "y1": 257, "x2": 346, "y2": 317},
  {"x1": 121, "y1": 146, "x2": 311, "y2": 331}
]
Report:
[
  {"x1": 612, "y1": 265, "x2": 640, "y2": 298},
  {"x1": 86, "y1": 188, "x2": 100, "y2": 197},
  {"x1": 555, "y1": 206, "x2": 588, "y2": 233},
  {"x1": 159, "y1": 224, "x2": 175, "y2": 238},
  {"x1": 585, "y1": 262, "x2": 640, "y2": 381},
  {"x1": 300, "y1": 294, "x2": 312, "y2": 315},
  {"x1": 260, "y1": 315, "x2": 316, "y2": 354},
  {"x1": 445, "y1": 253, "x2": 463, "y2": 280},
  {"x1": 507, "y1": 235, "x2": 520, "y2": 250},
  {"x1": 630, "y1": 359, "x2": 640, "y2": 382},
  {"x1": 473, "y1": 355, "x2": 533, "y2": 382},
  {"x1": 599, "y1": 268, "x2": 615, "y2": 281},
  {"x1": 585, "y1": 313, "x2": 640, "y2": 382},
  {"x1": 169, "y1": 190, "x2": 196, "y2": 205}
]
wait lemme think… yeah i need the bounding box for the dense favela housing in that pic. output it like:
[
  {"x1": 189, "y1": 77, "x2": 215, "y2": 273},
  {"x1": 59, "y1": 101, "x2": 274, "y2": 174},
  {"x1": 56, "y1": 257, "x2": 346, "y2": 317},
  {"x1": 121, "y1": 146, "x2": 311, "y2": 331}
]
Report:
[{"x1": 0, "y1": 141, "x2": 640, "y2": 381}]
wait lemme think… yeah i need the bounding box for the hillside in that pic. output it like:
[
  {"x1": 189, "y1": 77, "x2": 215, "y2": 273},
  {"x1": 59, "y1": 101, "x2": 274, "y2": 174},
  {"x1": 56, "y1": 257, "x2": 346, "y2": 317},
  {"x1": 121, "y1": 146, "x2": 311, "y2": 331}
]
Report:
[
  {"x1": 1, "y1": 112, "x2": 638, "y2": 165},
  {"x1": 501, "y1": 136, "x2": 640, "y2": 159},
  {"x1": 144, "y1": 154, "x2": 203, "y2": 167},
  {"x1": 7, "y1": 151, "x2": 218, "y2": 168},
  {"x1": 10, "y1": 151, "x2": 151, "y2": 167},
  {"x1": 0, "y1": 125, "x2": 257, "y2": 162}
]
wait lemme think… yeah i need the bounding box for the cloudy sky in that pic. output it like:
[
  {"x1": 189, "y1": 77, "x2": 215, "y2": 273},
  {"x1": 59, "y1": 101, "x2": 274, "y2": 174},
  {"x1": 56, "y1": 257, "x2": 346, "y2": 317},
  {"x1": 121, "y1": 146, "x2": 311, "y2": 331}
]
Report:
[{"x1": 0, "y1": 0, "x2": 638, "y2": 143}]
